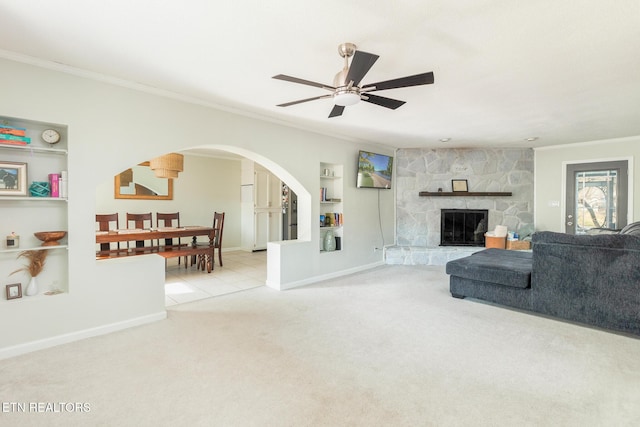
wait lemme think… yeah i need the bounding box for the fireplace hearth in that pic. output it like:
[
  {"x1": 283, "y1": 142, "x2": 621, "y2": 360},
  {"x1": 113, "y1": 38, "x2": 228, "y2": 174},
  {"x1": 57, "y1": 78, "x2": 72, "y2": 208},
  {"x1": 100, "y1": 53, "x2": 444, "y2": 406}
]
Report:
[{"x1": 441, "y1": 209, "x2": 488, "y2": 246}]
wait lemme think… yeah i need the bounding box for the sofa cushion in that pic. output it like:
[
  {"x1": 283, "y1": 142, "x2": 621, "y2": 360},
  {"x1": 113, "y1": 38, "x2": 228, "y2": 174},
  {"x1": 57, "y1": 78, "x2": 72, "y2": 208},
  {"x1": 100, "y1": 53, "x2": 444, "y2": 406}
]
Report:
[{"x1": 445, "y1": 248, "x2": 532, "y2": 289}]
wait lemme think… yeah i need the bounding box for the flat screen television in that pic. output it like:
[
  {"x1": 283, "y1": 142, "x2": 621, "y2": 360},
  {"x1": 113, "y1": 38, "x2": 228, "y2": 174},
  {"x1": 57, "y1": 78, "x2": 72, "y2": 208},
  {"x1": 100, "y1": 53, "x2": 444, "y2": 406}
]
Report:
[{"x1": 357, "y1": 150, "x2": 393, "y2": 189}]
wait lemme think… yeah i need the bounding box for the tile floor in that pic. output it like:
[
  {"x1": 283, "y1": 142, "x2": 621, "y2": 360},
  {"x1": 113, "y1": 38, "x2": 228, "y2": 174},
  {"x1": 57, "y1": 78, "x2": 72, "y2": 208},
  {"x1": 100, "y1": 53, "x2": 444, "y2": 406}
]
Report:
[{"x1": 164, "y1": 250, "x2": 266, "y2": 306}]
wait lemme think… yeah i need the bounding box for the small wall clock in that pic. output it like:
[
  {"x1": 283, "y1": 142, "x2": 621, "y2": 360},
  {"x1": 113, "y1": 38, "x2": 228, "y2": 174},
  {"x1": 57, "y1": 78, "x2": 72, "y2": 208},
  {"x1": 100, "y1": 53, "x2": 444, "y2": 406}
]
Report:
[{"x1": 41, "y1": 129, "x2": 61, "y2": 145}]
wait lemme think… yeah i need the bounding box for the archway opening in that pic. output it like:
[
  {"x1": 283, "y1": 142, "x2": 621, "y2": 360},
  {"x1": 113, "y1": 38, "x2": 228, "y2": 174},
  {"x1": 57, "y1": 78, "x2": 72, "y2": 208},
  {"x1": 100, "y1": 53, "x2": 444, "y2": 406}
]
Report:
[{"x1": 95, "y1": 145, "x2": 312, "y2": 303}]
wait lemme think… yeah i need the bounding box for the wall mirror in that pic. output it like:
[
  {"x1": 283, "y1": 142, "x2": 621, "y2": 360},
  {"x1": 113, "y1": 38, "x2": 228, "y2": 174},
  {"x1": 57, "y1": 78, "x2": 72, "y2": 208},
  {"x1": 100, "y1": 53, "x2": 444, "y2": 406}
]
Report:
[{"x1": 114, "y1": 161, "x2": 173, "y2": 200}]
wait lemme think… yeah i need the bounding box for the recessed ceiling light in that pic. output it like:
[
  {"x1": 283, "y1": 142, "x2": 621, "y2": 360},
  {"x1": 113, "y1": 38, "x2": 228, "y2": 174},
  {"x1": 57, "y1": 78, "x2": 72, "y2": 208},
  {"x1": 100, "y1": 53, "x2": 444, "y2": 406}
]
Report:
[
  {"x1": 439, "y1": 138, "x2": 451, "y2": 142},
  {"x1": 525, "y1": 137, "x2": 538, "y2": 142}
]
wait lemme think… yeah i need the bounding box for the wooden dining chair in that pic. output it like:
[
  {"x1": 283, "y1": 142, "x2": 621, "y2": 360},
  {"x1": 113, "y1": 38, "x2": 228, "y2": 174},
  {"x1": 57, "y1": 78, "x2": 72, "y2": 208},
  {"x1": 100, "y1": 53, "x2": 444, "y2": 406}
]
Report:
[
  {"x1": 96, "y1": 213, "x2": 120, "y2": 256},
  {"x1": 191, "y1": 211, "x2": 225, "y2": 268},
  {"x1": 126, "y1": 212, "x2": 154, "y2": 250},
  {"x1": 212, "y1": 212, "x2": 225, "y2": 267},
  {"x1": 156, "y1": 212, "x2": 187, "y2": 265}
]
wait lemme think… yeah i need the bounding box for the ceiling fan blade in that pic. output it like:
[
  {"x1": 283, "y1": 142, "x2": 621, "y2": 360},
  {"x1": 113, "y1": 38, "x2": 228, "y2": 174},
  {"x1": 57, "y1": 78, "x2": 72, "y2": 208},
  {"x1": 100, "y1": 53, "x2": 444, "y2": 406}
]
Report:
[
  {"x1": 345, "y1": 51, "x2": 379, "y2": 86},
  {"x1": 362, "y1": 72, "x2": 434, "y2": 91},
  {"x1": 277, "y1": 94, "x2": 333, "y2": 107},
  {"x1": 272, "y1": 74, "x2": 335, "y2": 91},
  {"x1": 362, "y1": 94, "x2": 406, "y2": 110},
  {"x1": 328, "y1": 105, "x2": 345, "y2": 118}
]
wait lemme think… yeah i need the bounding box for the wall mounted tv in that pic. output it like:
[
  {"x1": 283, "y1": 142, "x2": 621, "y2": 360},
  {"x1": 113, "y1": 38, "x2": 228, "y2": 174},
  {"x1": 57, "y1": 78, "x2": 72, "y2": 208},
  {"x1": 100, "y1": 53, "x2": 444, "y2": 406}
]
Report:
[{"x1": 357, "y1": 150, "x2": 393, "y2": 189}]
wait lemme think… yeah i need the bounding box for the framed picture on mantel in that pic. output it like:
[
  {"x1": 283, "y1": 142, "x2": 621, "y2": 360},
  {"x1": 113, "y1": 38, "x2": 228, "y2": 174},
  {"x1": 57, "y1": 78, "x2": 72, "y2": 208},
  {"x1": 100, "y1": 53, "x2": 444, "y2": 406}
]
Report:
[{"x1": 452, "y1": 179, "x2": 468, "y2": 192}]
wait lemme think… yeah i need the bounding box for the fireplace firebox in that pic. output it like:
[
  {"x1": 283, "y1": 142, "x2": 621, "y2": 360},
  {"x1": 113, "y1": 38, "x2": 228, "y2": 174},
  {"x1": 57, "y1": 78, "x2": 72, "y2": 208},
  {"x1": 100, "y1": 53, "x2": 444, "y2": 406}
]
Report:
[{"x1": 440, "y1": 209, "x2": 488, "y2": 246}]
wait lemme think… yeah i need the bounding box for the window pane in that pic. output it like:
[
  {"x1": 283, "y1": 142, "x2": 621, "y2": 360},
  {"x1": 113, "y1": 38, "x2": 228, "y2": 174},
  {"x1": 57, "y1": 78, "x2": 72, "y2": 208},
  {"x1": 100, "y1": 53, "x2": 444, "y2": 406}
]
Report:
[{"x1": 575, "y1": 169, "x2": 618, "y2": 234}]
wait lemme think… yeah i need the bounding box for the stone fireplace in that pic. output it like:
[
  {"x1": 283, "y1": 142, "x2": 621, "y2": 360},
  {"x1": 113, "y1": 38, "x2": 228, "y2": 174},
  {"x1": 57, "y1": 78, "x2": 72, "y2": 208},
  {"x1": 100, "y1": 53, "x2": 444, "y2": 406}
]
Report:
[
  {"x1": 440, "y1": 209, "x2": 488, "y2": 246},
  {"x1": 387, "y1": 147, "x2": 534, "y2": 265}
]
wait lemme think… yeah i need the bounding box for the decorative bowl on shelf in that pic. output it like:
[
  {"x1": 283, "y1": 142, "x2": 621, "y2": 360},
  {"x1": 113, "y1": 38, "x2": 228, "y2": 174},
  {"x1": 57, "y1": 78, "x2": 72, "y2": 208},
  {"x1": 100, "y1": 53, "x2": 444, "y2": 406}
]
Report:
[{"x1": 34, "y1": 231, "x2": 67, "y2": 246}]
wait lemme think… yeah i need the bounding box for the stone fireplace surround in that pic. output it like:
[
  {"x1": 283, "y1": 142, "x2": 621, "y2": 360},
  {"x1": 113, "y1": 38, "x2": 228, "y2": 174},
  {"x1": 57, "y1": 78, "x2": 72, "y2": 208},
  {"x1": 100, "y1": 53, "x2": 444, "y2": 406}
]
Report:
[{"x1": 386, "y1": 148, "x2": 534, "y2": 265}]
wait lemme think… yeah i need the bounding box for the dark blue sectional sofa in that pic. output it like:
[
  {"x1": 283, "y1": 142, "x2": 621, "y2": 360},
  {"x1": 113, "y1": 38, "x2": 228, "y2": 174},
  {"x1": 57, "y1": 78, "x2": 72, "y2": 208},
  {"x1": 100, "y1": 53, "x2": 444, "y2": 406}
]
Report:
[{"x1": 446, "y1": 224, "x2": 640, "y2": 337}]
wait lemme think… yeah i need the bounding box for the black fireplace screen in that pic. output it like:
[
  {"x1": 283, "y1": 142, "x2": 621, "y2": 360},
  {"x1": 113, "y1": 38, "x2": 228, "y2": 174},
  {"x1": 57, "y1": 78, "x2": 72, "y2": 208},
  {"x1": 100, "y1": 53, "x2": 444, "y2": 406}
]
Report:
[{"x1": 440, "y1": 209, "x2": 488, "y2": 246}]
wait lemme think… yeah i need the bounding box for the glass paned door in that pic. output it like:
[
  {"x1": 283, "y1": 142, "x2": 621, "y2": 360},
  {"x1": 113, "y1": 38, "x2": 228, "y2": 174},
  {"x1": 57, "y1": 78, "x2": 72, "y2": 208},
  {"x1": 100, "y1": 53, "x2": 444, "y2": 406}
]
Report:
[{"x1": 565, "y1": 161, "x2": 628, "y2": 234}]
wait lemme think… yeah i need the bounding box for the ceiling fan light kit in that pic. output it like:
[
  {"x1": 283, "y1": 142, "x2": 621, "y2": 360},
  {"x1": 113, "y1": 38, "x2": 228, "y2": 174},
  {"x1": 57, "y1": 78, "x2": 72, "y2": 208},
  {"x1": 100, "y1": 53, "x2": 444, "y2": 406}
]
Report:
[
  {"x1": 273, "y1": 42, "x2": 434, "y2": 118},
  {"x1": 334, "y1": 91, "x2": 360, "y2": 106}
]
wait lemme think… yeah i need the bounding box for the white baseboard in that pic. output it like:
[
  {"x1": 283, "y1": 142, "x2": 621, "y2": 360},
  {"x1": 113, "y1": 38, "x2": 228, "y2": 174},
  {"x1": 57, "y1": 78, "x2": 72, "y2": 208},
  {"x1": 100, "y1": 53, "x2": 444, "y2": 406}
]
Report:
[
  {"x1": 267, "y1": 260, "x2": 385, "y2": 291},
  {"x1": 0, "y1": 311, "x2": 167, "y2": 360}
]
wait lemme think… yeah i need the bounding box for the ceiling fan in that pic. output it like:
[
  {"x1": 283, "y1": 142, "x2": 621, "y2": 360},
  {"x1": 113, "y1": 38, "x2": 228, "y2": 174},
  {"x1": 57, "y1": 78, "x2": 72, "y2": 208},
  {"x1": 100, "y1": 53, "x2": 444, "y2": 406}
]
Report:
[{"x1": 273, "y1": 42, "x2": 434, "y2": 118}]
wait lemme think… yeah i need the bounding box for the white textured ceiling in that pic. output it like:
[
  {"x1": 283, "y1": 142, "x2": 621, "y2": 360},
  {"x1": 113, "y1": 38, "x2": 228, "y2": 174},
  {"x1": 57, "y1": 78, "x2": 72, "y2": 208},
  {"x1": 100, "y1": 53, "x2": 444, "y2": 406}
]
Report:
[{"x1": 1, "y1": 0, "x2": 639, "y2": 149}]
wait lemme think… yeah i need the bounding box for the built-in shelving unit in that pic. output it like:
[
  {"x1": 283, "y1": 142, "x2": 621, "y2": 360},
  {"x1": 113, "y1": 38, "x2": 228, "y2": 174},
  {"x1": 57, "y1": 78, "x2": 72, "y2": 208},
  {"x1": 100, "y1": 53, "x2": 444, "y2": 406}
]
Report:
[
  {"x1": 419, "y1": 191, "x2": 512, "y2": 197},
  {"x1": 320, "y1": 162, "x2": 343, "y2": 252},
  {"x1": 1, "y1": 115, "x2": 69, "y2": 302}
]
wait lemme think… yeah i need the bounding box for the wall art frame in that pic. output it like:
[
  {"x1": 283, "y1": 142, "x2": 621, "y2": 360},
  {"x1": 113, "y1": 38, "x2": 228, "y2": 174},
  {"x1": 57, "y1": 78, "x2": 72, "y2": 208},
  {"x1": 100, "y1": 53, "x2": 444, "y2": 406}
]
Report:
[
  {"x1": 0, "y1": 161, "x2": 28, "y2": 196},
  {"x1": 452, "y1": 179, "x2": 469, "y2": 192},
  {"x1": 6, "y1": 283, "x2": 22, "y2": 300}
]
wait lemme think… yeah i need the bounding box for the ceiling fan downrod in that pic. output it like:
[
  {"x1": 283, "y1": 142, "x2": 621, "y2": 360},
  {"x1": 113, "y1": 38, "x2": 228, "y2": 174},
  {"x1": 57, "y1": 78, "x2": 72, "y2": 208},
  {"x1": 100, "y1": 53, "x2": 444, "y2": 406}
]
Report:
[{"x1": 333, "y1": 43, "x2": 361, "y2": 106}]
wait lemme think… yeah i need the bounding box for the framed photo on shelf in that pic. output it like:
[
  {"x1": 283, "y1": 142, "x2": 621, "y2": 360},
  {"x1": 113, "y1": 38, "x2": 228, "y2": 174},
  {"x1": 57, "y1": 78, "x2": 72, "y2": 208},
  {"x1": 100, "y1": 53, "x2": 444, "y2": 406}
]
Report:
[
  {"x1": 0, "y1": 161, "x2": 28, "y2": 196},
  {"x1": 452, "y1": 179, "x2": 469, "y2": 192},
  {"x1": 6, "y1": 283, "x2": 22, "y2": 300}
]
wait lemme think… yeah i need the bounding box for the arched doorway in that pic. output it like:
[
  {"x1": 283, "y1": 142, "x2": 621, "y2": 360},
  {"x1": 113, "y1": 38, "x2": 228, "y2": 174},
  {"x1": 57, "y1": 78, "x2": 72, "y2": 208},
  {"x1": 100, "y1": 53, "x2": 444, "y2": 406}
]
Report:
[{"x1": 95, "y1": 145, "x2": 312, "y2": 305}]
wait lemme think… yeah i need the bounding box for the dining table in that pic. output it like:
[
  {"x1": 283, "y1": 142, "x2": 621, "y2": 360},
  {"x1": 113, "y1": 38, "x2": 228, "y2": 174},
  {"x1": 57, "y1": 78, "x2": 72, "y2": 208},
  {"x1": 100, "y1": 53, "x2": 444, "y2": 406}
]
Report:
[{"x1": 95, "y1": 226, "x2": 216, "y2": 271}]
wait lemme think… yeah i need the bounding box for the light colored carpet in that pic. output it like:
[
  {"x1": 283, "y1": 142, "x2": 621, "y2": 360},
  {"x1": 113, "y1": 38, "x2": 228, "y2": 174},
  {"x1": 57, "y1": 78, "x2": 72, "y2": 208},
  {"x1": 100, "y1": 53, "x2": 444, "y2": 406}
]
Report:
[{"x1": 1, "y1": 265, "x2": 639, "y2": 426}]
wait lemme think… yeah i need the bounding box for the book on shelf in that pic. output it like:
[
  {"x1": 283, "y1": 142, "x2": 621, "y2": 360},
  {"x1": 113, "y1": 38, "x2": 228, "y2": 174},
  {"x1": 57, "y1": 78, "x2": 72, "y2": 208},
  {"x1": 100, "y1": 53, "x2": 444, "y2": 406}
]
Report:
[
  {"x1": 60, "y1": 170, "x2": 68, "y2": 198},
  {"x1": 0, "y1": 125, "x2": 27, "y2": 136},
  {"x1": 0, "y1": 139, "x2": 28, "y2": 146},
  {"x1": 323, "y1": 212, "x2": 343, "y2": 227},
  {"x1": 0, "y1": 134, "x2": 30, "y2": 143},
  {"x1": 49, "y1": 173, "x2": 60, "y2": 198}
]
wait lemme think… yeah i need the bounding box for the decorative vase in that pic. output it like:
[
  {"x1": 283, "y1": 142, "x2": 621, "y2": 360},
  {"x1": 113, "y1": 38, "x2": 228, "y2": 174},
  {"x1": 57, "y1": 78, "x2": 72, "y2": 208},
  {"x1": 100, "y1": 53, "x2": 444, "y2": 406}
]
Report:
[
  {"x1": 29, "y1": 181, "x2": 50, "y2": 197},
  {"x1": 25, "y1": 276, "x2": 38, "y2": 296},
  {"x1": 323, "y1": 229, "x2": 336, "y2": 252}
]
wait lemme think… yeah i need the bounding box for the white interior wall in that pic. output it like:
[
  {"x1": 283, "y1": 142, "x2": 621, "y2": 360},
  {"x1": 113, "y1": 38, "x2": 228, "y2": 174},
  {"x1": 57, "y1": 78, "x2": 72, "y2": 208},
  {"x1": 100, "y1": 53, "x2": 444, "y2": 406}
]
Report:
[
  {"x1": 0, "y1": 58, "x2": 394, "y2": 358},
  {"x1": 534, "y1": 136, "x2": 638, "y2": 232}
]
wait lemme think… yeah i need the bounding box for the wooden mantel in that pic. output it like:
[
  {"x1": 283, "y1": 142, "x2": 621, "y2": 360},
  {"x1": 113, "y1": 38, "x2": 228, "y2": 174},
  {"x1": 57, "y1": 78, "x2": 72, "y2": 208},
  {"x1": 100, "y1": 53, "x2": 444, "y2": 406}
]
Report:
[{"x1": 419, "y1": 191, "x2": 512, "y2": 197}]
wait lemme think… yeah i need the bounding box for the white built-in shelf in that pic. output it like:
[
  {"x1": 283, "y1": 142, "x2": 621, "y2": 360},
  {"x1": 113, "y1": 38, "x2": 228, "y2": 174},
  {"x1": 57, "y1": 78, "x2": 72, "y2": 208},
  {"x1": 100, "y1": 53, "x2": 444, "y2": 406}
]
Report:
[
  {"x1": 3, "y1": 291, "x2": 68, "y2": 304},
  {"x1": 0, "y1": 245, "x2": 68, "y2": 254},
  {"x1": 1, "y1": 115, "x2": 70, "y2": 301},
  {"x1": 1, "y1": 196, "x2": 68, "y2": 202},
  {"x1": 0, "y1": 144, "x2": 67, "y2": 155},
  {"x1": 320, "y1": 162, "x2": 343, "y2": 253}
]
